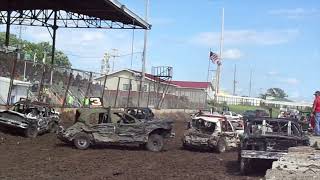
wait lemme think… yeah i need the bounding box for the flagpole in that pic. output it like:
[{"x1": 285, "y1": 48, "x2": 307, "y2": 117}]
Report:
[
  {"x1": 206, "y1": 49, "x2": 211, "y2": 83},
  {"x1": 206, "y1": 49, "x2": 212, "y2": 106},
  {"x1": 215, "y1": 7, "x2": 224, "y2": 100}
]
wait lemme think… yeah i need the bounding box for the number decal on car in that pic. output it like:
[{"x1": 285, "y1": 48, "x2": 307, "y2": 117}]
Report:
[{"x1": 89, "y1": 97, "x2": 103, "y2": 107}]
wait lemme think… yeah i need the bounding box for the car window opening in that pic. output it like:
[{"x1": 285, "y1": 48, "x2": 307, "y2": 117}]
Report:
[{"x1": 192, "y1": 119, "x2": 216, "y2": 134}]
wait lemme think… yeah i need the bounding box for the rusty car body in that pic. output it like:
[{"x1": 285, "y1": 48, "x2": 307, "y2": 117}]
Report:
[
  {"x1": 239, "y1": 118, "x2": 309, "y2": 174},
  {"x1": 0, "y1": 100, "x2": 60, "y2": 137},
  {"x1": 182, "y1": 112, "x2": 238, "y2": 153},
  {"x1": 58, "y1": 108, "x2": 174, "y2": 152}
]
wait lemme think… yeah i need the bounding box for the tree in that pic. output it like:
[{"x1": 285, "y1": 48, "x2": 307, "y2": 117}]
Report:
[
  {"x1": 260, "y1": 88, "x2": 288, "y2": 99},
  {"x1": 0, "y1": 32, "x2": 71, "y2": 68}
]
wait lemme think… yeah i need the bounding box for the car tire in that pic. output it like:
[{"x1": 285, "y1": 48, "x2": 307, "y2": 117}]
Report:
[
  {"x1": 240, "y1": 158, "x2": 251, "y2": 175},
  {"x1": 146, "y1": 134, "x2": 164, "y2": 152},
  {"x1": 48, "y1": 122, "x2": 59, "y2": 133},
  {"x1": 25, "y1": 125, "x2": 38, "y2": 138},
  {"x1": 73, "y1": 133, "x2": 91, "y2": 150},
  {"x1": 217, "y1": 138, "x2": 227, "y2": 153}
]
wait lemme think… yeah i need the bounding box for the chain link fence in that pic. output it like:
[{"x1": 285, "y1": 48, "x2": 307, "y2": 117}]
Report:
[{"x1": 0, "y1": 52, "x2": 207, "y2": 109}]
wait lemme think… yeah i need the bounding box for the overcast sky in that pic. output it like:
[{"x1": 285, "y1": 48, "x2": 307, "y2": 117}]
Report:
[{"x1": 1, "y1": 0, "x2": 319, "y2": 102}]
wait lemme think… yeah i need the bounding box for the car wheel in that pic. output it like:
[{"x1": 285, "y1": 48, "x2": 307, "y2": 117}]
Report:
[
  {"x1": 25, "y1": 125, "x2": 38, "y2": 138},
  {"x1": 240, "y1": 158, "x2": 251, "y2": 175},
  {"x1": 73, "y1": 133, "x2": 91, "y2": 150},
  {"x1": 146, "y1": 134, "x2": 164, "y2": 152},
  {"x1": 217, "y1": 138, "x2": 227, "y2": 153},
  {"x1": 48, "y1": 122, "x2": 59, "y2": 133}
]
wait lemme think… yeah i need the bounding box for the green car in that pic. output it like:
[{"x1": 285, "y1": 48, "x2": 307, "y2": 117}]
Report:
[{"x1": 58, "y1": 108, "x2": 174, "y2": 152}]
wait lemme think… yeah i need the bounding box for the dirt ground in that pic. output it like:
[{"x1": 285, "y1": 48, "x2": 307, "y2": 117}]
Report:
[{"x1": 0, "y1": 112, "x2": 266, "y2": 180}]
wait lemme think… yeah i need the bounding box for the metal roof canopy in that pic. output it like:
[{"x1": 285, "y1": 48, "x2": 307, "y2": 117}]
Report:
[{"x1": 0, "y1": 0, "x2": 150, "y2": 64}]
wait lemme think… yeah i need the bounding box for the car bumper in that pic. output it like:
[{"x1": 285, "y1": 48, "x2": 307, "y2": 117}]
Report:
[
  {"x1": 57, "y1": 126, "x2": 71, "y2": 143},
  {"x1": 182, "y1": 135, "x2": 211, "y2": 147},
  {"x1": 241, "y1": 150, "x2": 287, "y2": 160},
  {"x1": 0, "y1": 118, "x2": 28, "y2": 129}
]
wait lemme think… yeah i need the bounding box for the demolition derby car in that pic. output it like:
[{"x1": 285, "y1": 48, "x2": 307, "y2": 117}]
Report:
[
  {"x1": 239, "y1": 117, "x2": 309, "y2": 174},
  {"x1": 182, "y1": 112, "x2": 239, "y2": 153},
  {"x1": 0, "y1": 100, "x2": 60, "y2": 138},
  {"x1": 58, "y1": 108, "x2": 174, "y2": 151}
]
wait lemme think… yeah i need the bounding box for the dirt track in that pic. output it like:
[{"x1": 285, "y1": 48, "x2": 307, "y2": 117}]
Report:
[{"x1": 0, "y1": 113, "x2": 265, "y2": 180}]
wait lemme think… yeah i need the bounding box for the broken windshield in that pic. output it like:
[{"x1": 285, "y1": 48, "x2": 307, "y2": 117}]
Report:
[{"x1": 191, "y1": 119, "x2": 216, "y2": 134}]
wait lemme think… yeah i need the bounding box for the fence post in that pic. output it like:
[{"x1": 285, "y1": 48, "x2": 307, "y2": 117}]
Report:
[
  {"x1": 37, "y1": 65, "x2": 46, "y2": 101},
  {"x1": 62, "y1": 70, "x2": 73, "y2": 109},
  {"x1": 114, "y1": 77, "x2": 121, "y2": 108},
  {"x1": 147, "y1": 82, "x2": 151, "y2": 107},
  {"x1": 83, "y1": 72, "x2": 93, "y2": 107},
  {"x1": 137, "y1": 79, "x2": 142, "y2": 107},
  {"x1": 101, "y1": 74, "x2": 108, "y2": 107},
  {"x1": 126, "y1": 79, "x2": 132, "y2": 107},
  {"x1": 6, "y1": 53, "x2": 18, "y2": 108}
]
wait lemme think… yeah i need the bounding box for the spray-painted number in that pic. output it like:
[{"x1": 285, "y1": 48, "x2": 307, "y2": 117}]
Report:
[{"x1": 89, "y1": 97, "x2": 102, "y2": 106}]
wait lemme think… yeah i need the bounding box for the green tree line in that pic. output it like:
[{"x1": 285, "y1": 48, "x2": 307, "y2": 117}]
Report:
[{"x1": 0, "y1": 32, "x2": 71, "y2": 68}]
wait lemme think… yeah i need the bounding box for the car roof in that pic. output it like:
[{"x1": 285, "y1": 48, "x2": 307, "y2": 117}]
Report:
[
  {"x1": 193, "y1": 115, "x2": 226, "y2": 123},
  {"x1": 77, "y1": 108, "x2": 137, "y2": 124},
  {"x1": 249, "y1": 117, "x2": 297, "y2": 123},
  {"x1": 126, "y1": 107, "x2": 151, "y2": 110},
  {"x1": 14, "y1": 100, "x2": 51, "y2": 108}
]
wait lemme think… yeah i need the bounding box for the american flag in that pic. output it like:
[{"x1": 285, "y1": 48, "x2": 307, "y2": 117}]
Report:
[{"x1": 209, "y1": 51, "x2": 220, "y2": 64}]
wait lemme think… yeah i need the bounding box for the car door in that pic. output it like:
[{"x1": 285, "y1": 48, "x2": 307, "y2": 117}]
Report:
[
  {"x1": 90, "y1": 112, "x2": 118, "y2": 143},
  {"x1": 114, "y1": 112, "x2": 146, "y2": 142},
  {"x1": 221, "y1": 120, "x2": 238, "y2": 148}
]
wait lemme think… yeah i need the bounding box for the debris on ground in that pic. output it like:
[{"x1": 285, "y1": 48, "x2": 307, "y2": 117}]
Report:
[{"x1": 265, "y1": 146, "x2": 320, "y2": 180}]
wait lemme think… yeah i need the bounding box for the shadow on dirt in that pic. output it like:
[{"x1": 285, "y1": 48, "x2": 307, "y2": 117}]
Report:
[
  {"x1": 225, "y1": 159, "x2": 273, "y2": 178},
  {"x1": 0, "y1": 126, "x2": 26, "y2": 137},
  {"x1": 55, "y1": 142, "x2": 171, "y2": 152}
]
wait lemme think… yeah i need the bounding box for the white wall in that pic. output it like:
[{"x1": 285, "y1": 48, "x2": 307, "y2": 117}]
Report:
[
  {"x1": 0, "y1": 78, "x2": 9, "y2": 104},
  {"x1": 0, "y1": 77, "x2": 31, "y2": 104},
  {"x1": 11, "y1": 85, "x2": 29, "y2": 103}
]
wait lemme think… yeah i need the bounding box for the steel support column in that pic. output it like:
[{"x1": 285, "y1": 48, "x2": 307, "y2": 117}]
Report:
[
  {"x1": 51, "y1": 11, "x2": 58, "y2": 65},
  {"x1": 5, "y1": 11, "x2": 11, "y2": 47}
]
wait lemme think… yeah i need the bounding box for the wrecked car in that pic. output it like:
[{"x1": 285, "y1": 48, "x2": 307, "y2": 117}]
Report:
[
  {"x1": 182, "y1": 112, "x2": 238, "y2": 153},
  {"x1": 125, "y1": 107, "x2": 155, "y2": 121},
  {"x1": 223, "y1": 111, "x2": 243, "y2": 120},
  {"x1": 0, "y1": 100, "x2": 60, "y2": 138},
  {"x1": 58, "y1": 108, "x2": 174, "y2": 152},
  {"x1": 239, "y1": 118, "x2": 309, "y2": 174}
]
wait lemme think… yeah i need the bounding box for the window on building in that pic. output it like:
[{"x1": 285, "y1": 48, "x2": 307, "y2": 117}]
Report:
[
  {"x1": 138, "y1": 84, "x2": 148, "y2": 92},
  {"x1": 123, "y1": 84, "x2": 132, "y2": 91}
]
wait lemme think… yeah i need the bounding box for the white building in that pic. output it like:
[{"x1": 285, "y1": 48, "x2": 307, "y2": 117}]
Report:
[{"x1": 95, "y1": 69, "x2": 213, "y2": 108}]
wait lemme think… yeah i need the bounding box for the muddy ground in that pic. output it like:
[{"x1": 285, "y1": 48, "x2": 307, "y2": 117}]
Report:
[{"x1": 0, "y1": 112, "x2": 267, "y2": 180}]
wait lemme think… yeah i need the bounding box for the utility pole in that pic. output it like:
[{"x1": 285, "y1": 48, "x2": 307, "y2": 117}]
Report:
[
  {"x1": 111, "y1": 48, "x2": 118, "y2": 72},
  {"x1": 249, "y1": 68, "x2": 253, "y2": 97},
  {"x1": 130, "y1": 28, "x2": 135, "y2": 69},
  {"x1": 215, "y1": 8, "x2": 224, "y2": 98},
  {"x1": 233, "y1": 64, "x2": 237, "y2": 96},
  {"x1": 141, "y1": 0, "x2": 149, "y2": 85}
]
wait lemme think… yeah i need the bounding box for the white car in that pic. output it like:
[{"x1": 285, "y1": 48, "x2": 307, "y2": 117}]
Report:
[
  {"x1": 183, "y1": 113, "x2": 240, "y2": 153},
  {"x1": 223, "y1": 111, "x2": 243, "y2": 120}
]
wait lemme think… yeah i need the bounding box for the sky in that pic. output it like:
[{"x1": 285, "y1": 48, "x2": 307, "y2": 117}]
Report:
[{"x1": 1, "y1": 0, "x2": 319, "y2": 102}]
